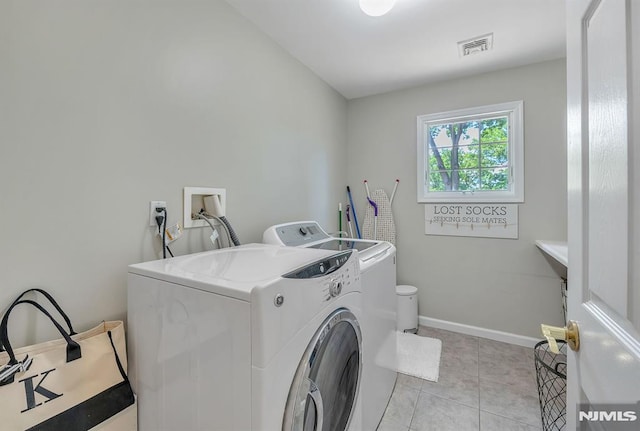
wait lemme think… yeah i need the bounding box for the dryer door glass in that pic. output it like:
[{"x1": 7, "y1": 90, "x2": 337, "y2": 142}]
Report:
[{"x1": 284, "y1": 308, "x2": 362, "y2": 431}]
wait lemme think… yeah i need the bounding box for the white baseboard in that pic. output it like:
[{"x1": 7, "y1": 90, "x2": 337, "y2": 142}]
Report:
[{"x1": 418, "y1": 315, "x2": 540, "y2": 348}]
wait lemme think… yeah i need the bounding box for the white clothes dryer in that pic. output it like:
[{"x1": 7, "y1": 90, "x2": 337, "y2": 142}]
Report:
[
  {"x1": 127, "y1": 243, "x2": 363, "y2": 431},
  {"x1": 263, "y1": 222, "x2": 398, "y2": 431}
]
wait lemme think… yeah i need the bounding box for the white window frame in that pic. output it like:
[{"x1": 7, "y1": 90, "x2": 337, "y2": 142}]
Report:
[{"x1": 416, "y1": 100, "x2": 524, "y2": 203}]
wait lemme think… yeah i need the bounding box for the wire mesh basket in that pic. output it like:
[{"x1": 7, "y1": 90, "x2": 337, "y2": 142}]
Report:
[
  {"x1": 561, "y1": 278, "x2": 568, "y2": 322},
  {"x1": 535, "y1": 339, "x2": 567, "y2": 431}
]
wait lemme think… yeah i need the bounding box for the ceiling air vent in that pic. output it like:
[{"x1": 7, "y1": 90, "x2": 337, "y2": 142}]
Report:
[{"x1": 458, "y1": 33, "x2": 494, "y2": 57}]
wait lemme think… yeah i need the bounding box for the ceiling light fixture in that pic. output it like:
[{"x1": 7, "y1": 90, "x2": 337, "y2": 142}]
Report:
[{"x1": 359, "y1": 0, "x2": 396, "y2": 17}]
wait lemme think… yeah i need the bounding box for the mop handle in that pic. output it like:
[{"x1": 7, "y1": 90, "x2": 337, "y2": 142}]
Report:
[
  {"x1": 390, "y1": 179, "x2": 400, "y2": 205},
  {"x1": 345, "y1": 205, "x2": 353, "y2": 238},
  {"x1": 346, "y1": 186, "x2": 362, "y2": 239},
  {"x1": 338, "y1": 203, "x2": 342, "y2": 238},
  {"x1": 364, "y1": 180, "x2": 371, "y2": 199}
]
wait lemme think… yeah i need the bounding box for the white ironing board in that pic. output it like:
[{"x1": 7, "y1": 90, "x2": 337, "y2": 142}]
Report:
[{"x1": 362, "y1": 189, "x2": 396, "y2": 245}]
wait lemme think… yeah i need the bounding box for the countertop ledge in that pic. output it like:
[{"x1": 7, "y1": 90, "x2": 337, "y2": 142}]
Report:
[{"x1": 535, "y1": 240, "x2": 568, "y2": 267}]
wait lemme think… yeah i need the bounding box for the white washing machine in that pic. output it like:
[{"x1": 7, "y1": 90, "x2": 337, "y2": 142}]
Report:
[
  {"x1": 263, "y1": 222, "x2": 397, "y2": 431},
  {"x1": 127, "y1": 243, "x2": 363, "y2": 431}
]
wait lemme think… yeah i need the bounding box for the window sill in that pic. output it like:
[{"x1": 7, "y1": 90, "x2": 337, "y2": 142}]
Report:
[{"x1": 418, "y1": 195, "x2": 524, "y2": 204}]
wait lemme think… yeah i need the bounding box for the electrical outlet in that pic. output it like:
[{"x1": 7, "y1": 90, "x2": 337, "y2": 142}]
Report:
[{"x1": 149, "y1": 201, "x2": 167, "y2": 226}]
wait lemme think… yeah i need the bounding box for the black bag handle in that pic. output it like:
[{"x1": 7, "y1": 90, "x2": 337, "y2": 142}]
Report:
[
  {"x1": 0, "y1": 299, "x2": 81, "y2": 373},
  {"x1": 107, "y1": 330, "x2": 128, "y2": 381},
  {"x1": 7, "y1": 289, "x2": 76, "y2": 336}
]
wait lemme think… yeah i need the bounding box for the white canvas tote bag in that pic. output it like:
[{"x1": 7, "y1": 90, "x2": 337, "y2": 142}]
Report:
[{"x1": 0, "y1": 289, "x2": 136, "y2": 430}]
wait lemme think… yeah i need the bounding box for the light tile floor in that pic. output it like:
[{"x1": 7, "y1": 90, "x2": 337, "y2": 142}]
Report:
[{"x1": 377, "y1": 326, "x2": 543, "y2": 431}]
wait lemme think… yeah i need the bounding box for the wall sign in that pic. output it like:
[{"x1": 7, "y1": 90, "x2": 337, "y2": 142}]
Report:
[{"x1": 424, "y1": 204, "x2": 518, "y2": 239}]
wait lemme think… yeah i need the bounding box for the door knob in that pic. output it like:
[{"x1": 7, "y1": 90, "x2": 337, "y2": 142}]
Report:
[{"x1": 541, "y1": 321, "x2": 580, "y2": 353}]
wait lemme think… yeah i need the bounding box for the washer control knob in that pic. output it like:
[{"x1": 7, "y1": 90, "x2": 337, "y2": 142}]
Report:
[
  {"x1": 274, "y1": 294, "x2": 285, "y2": 307},
  {"x1": 329, "y1": 280, "x2": 343, "y2": 297},
  {"x1": 299, "y1": 226, "x2": 308, "y2": 236}
]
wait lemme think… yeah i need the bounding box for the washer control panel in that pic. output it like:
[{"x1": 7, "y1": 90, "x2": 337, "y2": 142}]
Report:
[
  {"x1": 279, "y1": 249, "x2": 360, "y2": 303},
  {"x1": 282, "y1": 250, "x2": 351, "y2": 279},
  {"x1": 328, "y1": 279, "x2": 343, "y2": 297},
  {"x1": 319, "y1": 259, "x2": 357, "y2": 302}
]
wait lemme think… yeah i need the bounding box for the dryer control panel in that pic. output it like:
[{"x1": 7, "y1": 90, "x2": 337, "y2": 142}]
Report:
[
  {"x1": 282, "y1": 250, "x2": 358, "y2": 303},
  {"x1": 263, "y1": 221, "x2": 330, "y2": 246}
]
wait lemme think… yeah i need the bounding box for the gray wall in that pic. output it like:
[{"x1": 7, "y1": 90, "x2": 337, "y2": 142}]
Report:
[
  {"x1": 0, "y1": 0, "x2": 347, "y2": 345},
  {"x1": 347, "y1": 59, "x2": 567, "y2": 338},
  {"x1": 1, "y1": 0, "x2": 566, "y2": 344}
]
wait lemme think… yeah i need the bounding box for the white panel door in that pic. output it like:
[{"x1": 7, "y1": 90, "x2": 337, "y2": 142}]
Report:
[{"x1": 566, "y1": 0, "x2": 640, "y2": 429}]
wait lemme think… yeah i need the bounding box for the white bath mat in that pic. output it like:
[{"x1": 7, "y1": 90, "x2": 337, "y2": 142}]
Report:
[{"x1": 396, "y1": 332, "x2": 442, "y2": 382}]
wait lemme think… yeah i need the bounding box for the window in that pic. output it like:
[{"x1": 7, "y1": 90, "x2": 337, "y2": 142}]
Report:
[{"x1": 417, "y1": 101, "x2": 524, "y2": 203}]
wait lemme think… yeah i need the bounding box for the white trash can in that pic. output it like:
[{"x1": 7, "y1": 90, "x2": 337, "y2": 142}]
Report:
[{"x1": 396, "y1": 285, "x2": 418, "y2": 333}]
